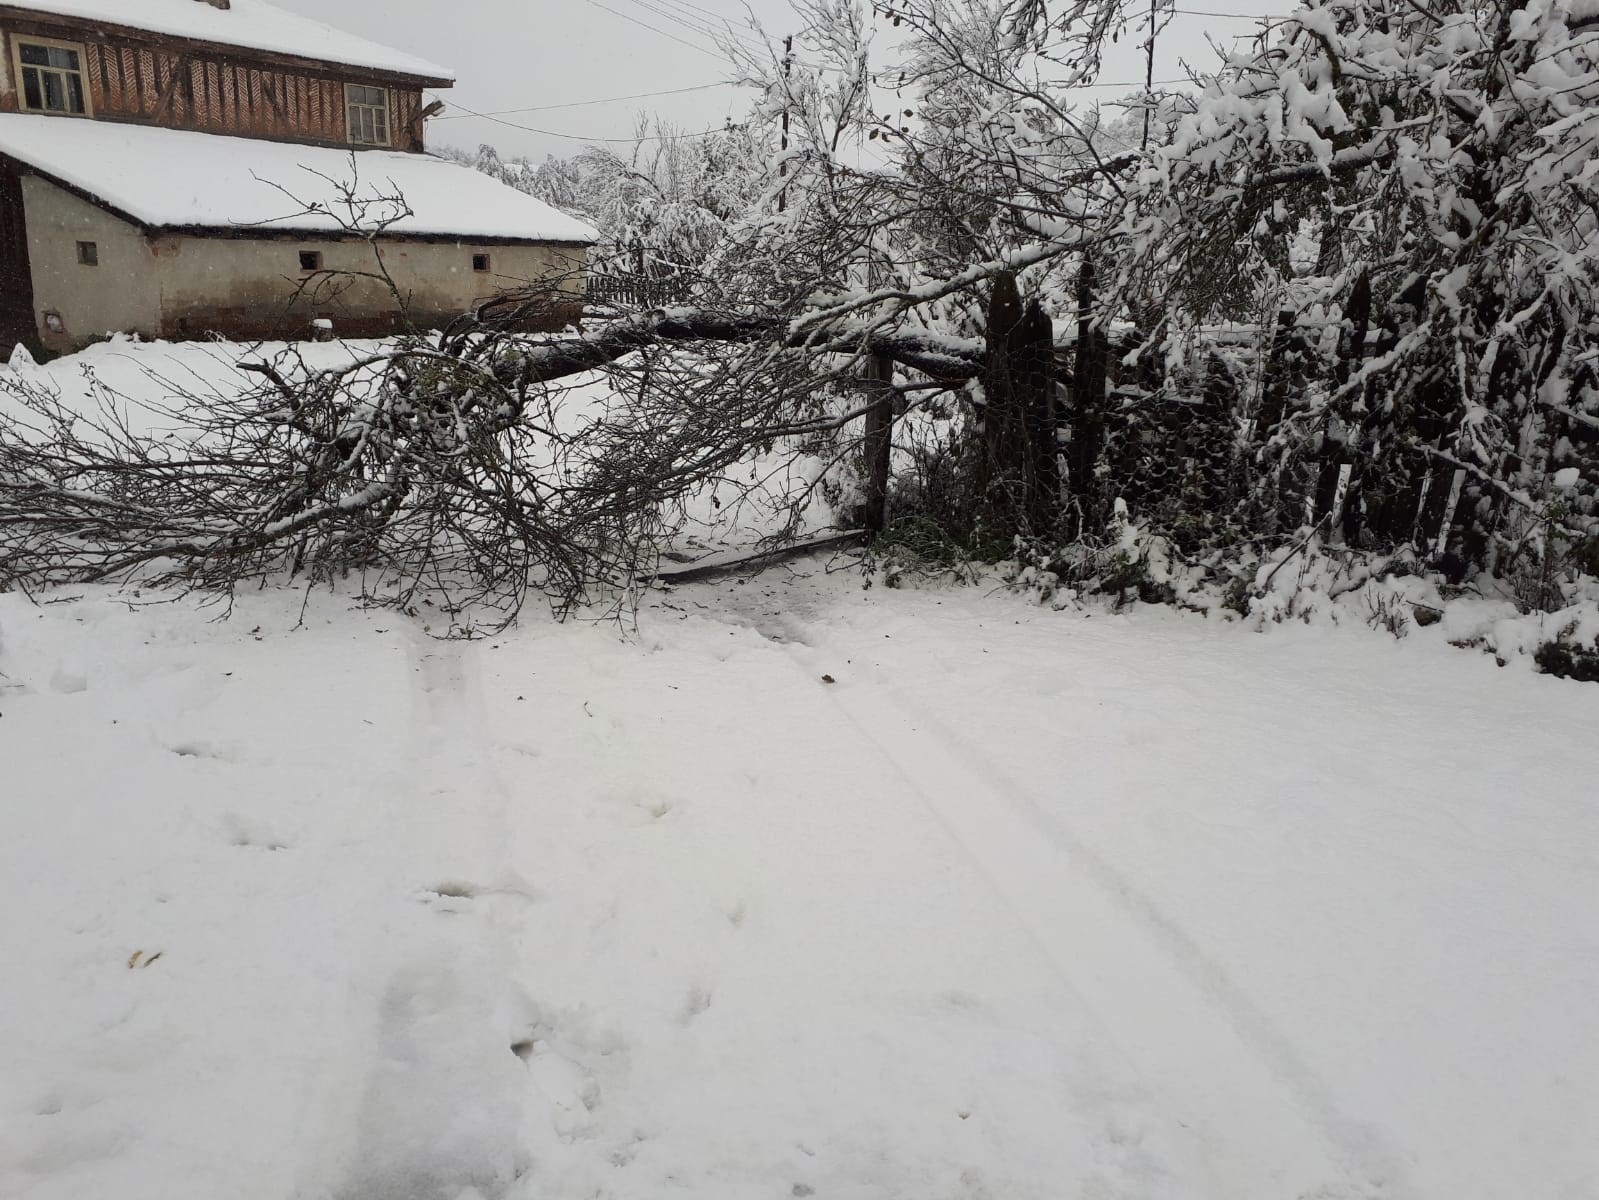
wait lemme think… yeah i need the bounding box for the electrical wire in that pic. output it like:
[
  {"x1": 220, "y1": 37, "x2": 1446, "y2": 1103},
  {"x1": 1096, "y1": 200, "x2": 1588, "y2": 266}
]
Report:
[
  {"x1": 431, "y1": 1, "x2": 1275, "y2": 145},
  {"x1": 1068, "y1": 76, "x2": 1191, "y2": 86},
  {"x1": 1170, "y1": 6, "x2": 1287, "y2": 15},
  {"x1": 433, "y1": 94, "x2": 740, "y2": 144},
  {"x1": 647, "y1": 0, "x2": 756, "y2": 30},
  {"x1": 432, "y1": 70, "x2": 1199, "y2": 141},
  {"x1": 431, "y1": 80, "x2": 734, "y2": 120},
  {"x1": 581, "y1": 0, "x2": 729, "y2": 60},
  {"x1": 618, "y1": 0, "x2": 767, "y2": 50}
]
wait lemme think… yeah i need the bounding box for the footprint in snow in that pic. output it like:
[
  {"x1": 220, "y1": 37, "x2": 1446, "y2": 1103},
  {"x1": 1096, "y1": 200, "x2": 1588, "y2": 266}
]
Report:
[
  {"x1": 218, "y1": 812, "x2": 289, "y2": 852},
  {"x1": 526, "y1": 1049, "x2": 600, "y2": 1141},
  {"x1": 50, "y1": 664, "x2": 89, "y2": 694}
]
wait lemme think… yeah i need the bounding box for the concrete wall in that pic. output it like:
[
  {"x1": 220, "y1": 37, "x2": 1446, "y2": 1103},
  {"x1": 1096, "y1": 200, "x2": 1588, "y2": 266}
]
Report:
[
  {"x1": 24, "y1": 176, "x2": 162, "y2": 352},
  {"x1": 149, "y1": 235, "x2": 587, "y2": 341},
  {"x1": 23, "y1": 175, "x2": 588, "y2": 352}
]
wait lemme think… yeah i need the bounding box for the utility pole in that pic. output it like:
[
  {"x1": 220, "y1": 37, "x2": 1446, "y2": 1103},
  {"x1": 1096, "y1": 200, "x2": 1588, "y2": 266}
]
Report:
[
  {"x1": 1141, "y1": 0, "x2": 1159, "y2": 150},
  {"x1": 778, "y1": 34, "x2": 793, "y2": 214}
]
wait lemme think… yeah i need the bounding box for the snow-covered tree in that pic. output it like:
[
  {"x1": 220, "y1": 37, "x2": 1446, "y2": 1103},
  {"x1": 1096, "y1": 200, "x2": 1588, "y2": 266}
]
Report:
[{"x1": 9, "y1": 0, "x2": 1599, "y2": 614}]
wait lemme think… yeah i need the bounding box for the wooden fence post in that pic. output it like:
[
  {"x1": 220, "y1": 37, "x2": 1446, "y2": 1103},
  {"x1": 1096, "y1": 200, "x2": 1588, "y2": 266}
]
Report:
[
  {"x1": 1065, "y1": 256, "x2": 1108, "y2": 539},
  {"x1": 860, "y1": 351, "x2": 895, "y2": 534},
  {"x1": 977, "y1": 272, "x2": 1060, "y2": 540},
  {"x1": 1016, "y1": 297, "x2": 1058, "y2": 534}
]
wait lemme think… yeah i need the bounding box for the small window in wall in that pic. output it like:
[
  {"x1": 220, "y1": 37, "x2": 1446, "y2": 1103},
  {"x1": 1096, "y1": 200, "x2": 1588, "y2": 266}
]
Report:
[
  {"x1": 76, "y1": 241, "x2": 98, "y2": 266},
  {"x1": 345, "y1": 84, "x2": 391, "y2": 146},
  {"x1": 472, "y1": 253, "x2": 491, "y2": 273},
  {"x1": 15, "y1": 39, "x2": 89, "y2": 116},
  {"x1": 299, "y1": 250, "x2": 323, "y2": 272}
]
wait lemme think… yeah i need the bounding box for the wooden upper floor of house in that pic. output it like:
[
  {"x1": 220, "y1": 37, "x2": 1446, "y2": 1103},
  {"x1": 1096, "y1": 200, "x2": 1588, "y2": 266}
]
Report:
[{"x1": 0, "y1": 1, "x2": 452, "y2": 153}]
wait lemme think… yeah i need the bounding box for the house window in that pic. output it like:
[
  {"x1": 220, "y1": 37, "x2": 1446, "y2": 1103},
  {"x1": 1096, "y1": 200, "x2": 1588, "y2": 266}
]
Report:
[
  {"x1": 15, "y1": 39, "x2": 89, "y2": 116},
  {"x1": 472, "y1": 253, "x2": 491, "y2": 273},
  {"x1": 345, "y1": 84, "x2": 390, "y2": 146},
  {"x1": 76, "y1": 241, "x2": 98, "y2": 266},
  {"x1": 299, "y1": 250, "x2": 323, "y2": 271}
]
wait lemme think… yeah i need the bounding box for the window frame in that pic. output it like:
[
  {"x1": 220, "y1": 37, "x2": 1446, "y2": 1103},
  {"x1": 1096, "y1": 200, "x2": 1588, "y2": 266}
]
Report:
[
  {"x1": 76, "y1": 240, "x2": 98, "y2": 266},
  {"x1": 298, "y1": 250, "x2": 323, "y2": 272},
  {"x1": 472, "y1": 253, "x2": 491, "y2": 273},
  {"x1": 12, "y1": 35, "x2": 93, "y2": 118},
  {"x1": 344, "y1": 82, "x2": 391, "y2": 147}
]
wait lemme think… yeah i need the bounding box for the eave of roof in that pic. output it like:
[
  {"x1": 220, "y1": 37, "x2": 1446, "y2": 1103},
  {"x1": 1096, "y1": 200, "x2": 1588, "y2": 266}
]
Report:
[{"x1": 0, "y1": 115, "x2": 600, "y2": 246}]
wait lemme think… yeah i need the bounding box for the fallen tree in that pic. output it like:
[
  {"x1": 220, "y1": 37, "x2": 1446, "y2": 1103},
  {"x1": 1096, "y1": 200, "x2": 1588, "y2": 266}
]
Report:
[
  {"x1": 7, "y1": 0, "x2": 1599, "y2": 631},
  {"x1": 0, "y1": 304, "x2": 980, "y2": 624}
]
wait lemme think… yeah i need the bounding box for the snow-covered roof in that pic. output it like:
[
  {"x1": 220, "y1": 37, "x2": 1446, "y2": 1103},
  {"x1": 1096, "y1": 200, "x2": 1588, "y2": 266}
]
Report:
[
  {"x1": 0, "y1": 114, "x2": 599, "y2": 244},
  {"x1": 2, "y1": 0, "x2": 453, "y2": 82}
]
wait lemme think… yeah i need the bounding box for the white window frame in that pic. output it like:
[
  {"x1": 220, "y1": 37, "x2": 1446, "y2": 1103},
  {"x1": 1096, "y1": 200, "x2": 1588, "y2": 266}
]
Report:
[
  {"x1": 344, "y1": 83, "x2": 391, "y2": 147},
  {"x1": 13, "y1": 35, "x2": 92, "y2": 118}
]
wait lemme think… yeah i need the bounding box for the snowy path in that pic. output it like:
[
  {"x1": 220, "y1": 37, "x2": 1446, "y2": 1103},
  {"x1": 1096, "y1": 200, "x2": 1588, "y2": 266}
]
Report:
[
  {"x1": 3, "y1": 567, "x2": 1599, "y2": 1200},
  {"x1": 793, "y1": 654, "x2": 1396, "y2": 1199}
]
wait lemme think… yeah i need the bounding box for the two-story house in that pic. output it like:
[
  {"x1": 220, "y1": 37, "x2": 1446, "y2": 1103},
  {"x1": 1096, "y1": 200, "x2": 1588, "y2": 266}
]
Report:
[{"x1": 0, "y1": 0, "x2": 598, "y2": 355}]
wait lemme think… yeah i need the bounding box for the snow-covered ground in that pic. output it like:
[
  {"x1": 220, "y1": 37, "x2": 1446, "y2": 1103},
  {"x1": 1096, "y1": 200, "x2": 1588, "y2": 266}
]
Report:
[
  {"x1": 3, "y1": 561, "x2": 1598, "y2": 1200},
  {"x1": 3, "y1": 340, "x2": 1598, "y2": 1200}
]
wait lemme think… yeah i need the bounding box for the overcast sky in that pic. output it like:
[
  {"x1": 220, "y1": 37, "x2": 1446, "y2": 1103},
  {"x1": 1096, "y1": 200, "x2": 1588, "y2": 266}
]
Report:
[{"x1": 272, "y1": 0, "x2": 1286, "y2": 164}]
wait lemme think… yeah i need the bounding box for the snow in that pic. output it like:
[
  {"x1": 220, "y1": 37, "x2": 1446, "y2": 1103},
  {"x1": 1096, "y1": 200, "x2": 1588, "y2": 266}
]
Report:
[
  {"x1": 3, "y1": 343, "x2": 1599, "y2": 1200},
  {"x1": 4, "y1": 0, "x2": 452, "y2": 81},
  {"x1": 0, "y1": 115, "x2": 599, "y2": 244}
]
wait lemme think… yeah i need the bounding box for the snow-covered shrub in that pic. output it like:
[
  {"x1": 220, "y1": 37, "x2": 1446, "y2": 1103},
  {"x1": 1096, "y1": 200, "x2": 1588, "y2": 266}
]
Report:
[
  {"x1": 1364, "y1": 590, "x2": 1411, "y2": 640},
  {"x1": 1535, "y1": 633, "x2": 1599, "y2": 683}
]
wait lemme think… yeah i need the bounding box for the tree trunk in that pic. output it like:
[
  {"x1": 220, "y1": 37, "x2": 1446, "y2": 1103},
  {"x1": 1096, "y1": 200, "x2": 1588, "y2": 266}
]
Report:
[{"x1": 977, "y1": 271, "x2": 1060, "y2": 542}]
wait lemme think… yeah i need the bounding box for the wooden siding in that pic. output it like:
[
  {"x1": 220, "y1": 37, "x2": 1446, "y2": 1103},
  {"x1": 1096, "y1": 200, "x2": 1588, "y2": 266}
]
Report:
[{"x1": 0, "y1": 22, "x2": 426, "y2": 151}]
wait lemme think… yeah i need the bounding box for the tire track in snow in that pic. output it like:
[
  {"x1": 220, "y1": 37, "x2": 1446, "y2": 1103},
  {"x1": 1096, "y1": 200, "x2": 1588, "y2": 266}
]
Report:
[
  {"x1": 319, "y1": 628, "x2": 538, "y2": 1200},
  {"x1": 779, "y1": 637, "x2": 1408, "y2": 1200}
]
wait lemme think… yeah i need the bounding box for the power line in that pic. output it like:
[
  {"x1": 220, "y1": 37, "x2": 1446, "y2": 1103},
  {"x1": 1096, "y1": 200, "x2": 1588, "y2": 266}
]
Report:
[
  {"x1": 649, "y1": 0, "x2": 758, "y2": 31},
  {"x1": 432, "y1": 69, "x2": 1196, "y2": 135},
  {"x1": 434, "y1": 95, "x2": 740, "y2": 144},
  {"x1": 1074, "y1": 76, "x2": 1191, "y2": 86},
  {"x1": 1170, "y1": 7, "x2": 1287, "y2": 15},
  {"x1": 582, "y1": 0, "x2": 729, "y2": 60},
  {"x1": 641, "y1": 0, "x2": 775, "y2": 51},
  {"x1": 432, "y1": 80, "x2": 734, "y2": 120},
  {"x1": 622, "y1": 0, "x2": 733, "y2": 42},
  {"x1": 619, "y1": 0, "x2": 766, "y2": 50}
]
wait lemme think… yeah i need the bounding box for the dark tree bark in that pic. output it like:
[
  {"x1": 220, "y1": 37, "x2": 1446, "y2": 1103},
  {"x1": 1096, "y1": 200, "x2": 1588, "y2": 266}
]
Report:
[
  {"x1": 1066, "y1": 257, "x2": 1108, "y2": 540},
  {"x1": 975, "y1": 272, "x2": 1060, "y2": 541},
  {"x1": 858, "y1": 351, "x2": 895, "y2": 533}
]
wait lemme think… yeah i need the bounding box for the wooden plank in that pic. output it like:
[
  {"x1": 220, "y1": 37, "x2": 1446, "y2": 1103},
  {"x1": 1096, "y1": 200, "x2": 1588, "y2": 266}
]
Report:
[
  {"x1": 132, "y1": 47, "x2": 151, "y2": 117},
  {"x1": 151, "y1": 55, "x2": 184, "y2": 122},
  {"x1": 0, "y1": 18, "x2": 427, "y2": 149},
  {"x1": 646, "y1": 532, "x2": 868, "y2": 585},
  {"x1": 84, "y1": 41, "x2": 108, "y2": 113},
  {"x1": 108, "y1": 45, "x2": 130, "y2": 114},
  {"x1": 0, "y1": 9, "x2": 453, "y2": 86},
  {"x1": 257, "y1": 70, "x2": 289, "y2": 128},
  {"x1": 205, "y1": 59, "x2": 220, "y2": 127}
]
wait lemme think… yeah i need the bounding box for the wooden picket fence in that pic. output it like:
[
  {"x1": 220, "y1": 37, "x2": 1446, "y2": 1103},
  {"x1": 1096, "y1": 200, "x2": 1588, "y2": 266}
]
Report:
[{"x1": 585, "y1": 273, "x2": 691, "y2": 309}]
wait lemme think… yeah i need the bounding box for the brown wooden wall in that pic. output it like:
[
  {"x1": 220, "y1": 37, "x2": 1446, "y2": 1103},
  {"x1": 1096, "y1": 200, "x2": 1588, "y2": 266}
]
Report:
[{"x1": 0, "y1": 22, "x2": 426, "y2": 152}]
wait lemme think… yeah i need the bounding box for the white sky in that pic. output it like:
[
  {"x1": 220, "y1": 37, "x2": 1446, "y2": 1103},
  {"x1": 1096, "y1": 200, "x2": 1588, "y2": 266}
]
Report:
[
  {"x1": 271, "y1": 0, "x2": 1287, "y2": 164},
  {"x1": 270, "y1": 0, "x2": 797, "y2": 160}
]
